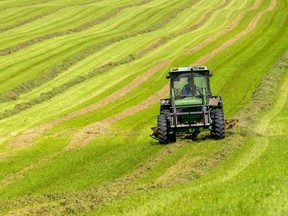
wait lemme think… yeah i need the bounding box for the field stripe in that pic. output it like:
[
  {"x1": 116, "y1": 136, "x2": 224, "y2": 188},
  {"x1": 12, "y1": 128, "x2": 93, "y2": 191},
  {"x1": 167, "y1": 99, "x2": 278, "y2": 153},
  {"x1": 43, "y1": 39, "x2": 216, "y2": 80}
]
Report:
[
  {"x1": 0, "y1": 0, "x2": 202, "y2": 117},
  {"x1": 86, "y1": 51, "x2": 288, "y2": 216},
  {"x1": 187, "y1": 0, "x2": 262, "y2": 54},
  {"x1": 195, "y1": 0, "x2": 277, "y2": 65},
  {"x1": 1, "y1": 142, "x2": 189, "y2": 214},
  {"x1": 0, "y1": 0, "x2": 106, "y2": 33},
  {"x1": 66, "y1": 84, "x2": 170, "y2": 149},
  {"x1": 0, "y1": 0, "x2": 53, "y2": 11},
  {"x1": 139, "y1": 0, "x2": 230, "y2": 56},
  {"x1": 0, "y1": 7, "x2": 64, "y2": 33},
  {"x1": 0, "y1": 151, "x2": 62, "y2": 190},
  {"x1": 215, "y1": 4, "x2": 288, "y2": 115},
  {"x1": 107, "y1": 0, "x2": 277, "y2": 119}
]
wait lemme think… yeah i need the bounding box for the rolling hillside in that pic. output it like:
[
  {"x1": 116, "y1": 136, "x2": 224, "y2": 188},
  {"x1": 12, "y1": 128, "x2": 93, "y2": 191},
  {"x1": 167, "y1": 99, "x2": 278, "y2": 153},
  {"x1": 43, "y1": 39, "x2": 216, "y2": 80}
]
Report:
[{"x1": 0, "y1": 0, "x2": 287, "y2": 215}]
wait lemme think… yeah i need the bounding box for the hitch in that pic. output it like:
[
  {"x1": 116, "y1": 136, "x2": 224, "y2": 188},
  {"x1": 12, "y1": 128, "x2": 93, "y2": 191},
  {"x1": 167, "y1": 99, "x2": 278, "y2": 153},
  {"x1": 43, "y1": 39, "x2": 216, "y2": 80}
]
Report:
[{"x1": 150, "y1": 127, "x2": 159, "y2": 140}]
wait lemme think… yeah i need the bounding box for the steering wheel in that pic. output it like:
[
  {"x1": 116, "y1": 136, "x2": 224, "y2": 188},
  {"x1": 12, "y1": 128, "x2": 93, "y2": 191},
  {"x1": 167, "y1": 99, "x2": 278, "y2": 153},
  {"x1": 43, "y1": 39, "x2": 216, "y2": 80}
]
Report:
[
  {"x1": 196, "y1": 87, "x2": 202, "y2": 97},
  {"x1": 174, "y1": 88, "x2": 182, "y2": 99}
]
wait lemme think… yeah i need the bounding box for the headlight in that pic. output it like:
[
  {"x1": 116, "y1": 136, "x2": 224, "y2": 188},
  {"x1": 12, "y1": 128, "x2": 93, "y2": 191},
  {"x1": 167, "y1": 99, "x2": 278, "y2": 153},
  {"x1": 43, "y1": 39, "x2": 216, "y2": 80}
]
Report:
[{"x1": 160, "y1": 99, "x2": 170, "y2": 105}]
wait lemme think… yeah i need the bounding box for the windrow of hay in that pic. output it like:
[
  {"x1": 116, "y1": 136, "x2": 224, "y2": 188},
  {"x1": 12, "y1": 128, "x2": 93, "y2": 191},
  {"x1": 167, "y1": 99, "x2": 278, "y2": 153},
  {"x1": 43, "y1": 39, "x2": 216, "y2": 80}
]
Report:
[
  {"x1": 0, "y1": 7, "x2": 64, "y2": 33},
  {"x1": 238, "y1": 50, "x2": 288, "y2": 126},
  {"x1": 0, "y1": 0, "x2": 53, "y2": 12},
  {"x1": 0, "y1": 0, "x2": 109, "y2": 33}
]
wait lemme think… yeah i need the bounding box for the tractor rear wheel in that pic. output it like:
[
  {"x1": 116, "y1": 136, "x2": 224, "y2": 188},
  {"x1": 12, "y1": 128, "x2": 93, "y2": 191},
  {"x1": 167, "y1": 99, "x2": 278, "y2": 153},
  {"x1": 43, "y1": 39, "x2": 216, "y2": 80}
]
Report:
[
  {"x1": 158, "y1": 113, "x2": 169, "y2": 144},
  {"x1": 158, "y1": 109, "x2": 176, "y2": 144},
  {"x1": 211, "y1": 108, "x2": 225, "y2": 139}
]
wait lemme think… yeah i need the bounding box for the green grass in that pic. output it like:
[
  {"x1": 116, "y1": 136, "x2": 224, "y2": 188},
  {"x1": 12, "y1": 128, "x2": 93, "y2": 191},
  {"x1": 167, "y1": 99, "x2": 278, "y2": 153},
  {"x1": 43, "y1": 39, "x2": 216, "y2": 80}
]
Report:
[{"x1": 0, "y1": 0, "x2": 288, "y2": 214}]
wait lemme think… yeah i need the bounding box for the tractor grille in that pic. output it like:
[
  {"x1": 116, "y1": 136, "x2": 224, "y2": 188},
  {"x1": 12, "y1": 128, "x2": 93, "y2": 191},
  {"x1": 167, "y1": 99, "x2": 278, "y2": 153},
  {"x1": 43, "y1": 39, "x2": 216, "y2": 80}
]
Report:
[{"x1": 170, "y1": 104, "x2": 211, "y2": 128}]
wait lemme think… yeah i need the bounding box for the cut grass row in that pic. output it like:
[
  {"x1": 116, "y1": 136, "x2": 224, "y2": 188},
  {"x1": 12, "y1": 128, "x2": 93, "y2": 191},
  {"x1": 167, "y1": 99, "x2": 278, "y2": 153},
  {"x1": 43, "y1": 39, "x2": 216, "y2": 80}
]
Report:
[
  {"x1": 0, "y1": 0, "x2": 53, "y2": 9},
  {"x1": 0, "y1": 6, "x2": 57, "y2": 31}
]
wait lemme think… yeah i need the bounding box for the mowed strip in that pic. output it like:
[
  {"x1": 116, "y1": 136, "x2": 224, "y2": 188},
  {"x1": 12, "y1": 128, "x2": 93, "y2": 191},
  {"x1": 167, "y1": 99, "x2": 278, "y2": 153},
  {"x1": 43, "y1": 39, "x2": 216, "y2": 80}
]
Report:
[
  {"x1": 0, "y1": 0, "x2": 53, "y2": 10},
  {"x1": 0, "y1": 7, "x2": 58, "y2": 30}
]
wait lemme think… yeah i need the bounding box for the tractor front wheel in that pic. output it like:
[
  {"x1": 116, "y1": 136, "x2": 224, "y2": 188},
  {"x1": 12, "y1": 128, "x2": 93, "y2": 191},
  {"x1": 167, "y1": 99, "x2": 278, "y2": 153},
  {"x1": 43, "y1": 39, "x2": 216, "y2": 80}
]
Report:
[{"x1": 211, "y1": 108, "x2": 225, "y2": 139}]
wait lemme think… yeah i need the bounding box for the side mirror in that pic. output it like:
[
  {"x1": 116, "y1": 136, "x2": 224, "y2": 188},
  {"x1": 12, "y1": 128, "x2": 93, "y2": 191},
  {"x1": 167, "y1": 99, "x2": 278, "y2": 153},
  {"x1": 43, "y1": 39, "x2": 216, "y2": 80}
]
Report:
[
  {"x1": 166, "y1": 74, "x2": 171, "y2": 79},
  {"x1": 209, "y1": 71, "x2": 213, "y2": 77}
]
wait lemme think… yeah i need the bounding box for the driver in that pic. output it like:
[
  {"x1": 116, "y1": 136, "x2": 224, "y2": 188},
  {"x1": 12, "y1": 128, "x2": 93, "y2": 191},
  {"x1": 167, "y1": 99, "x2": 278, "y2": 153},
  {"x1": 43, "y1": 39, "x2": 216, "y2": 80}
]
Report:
[{"x1": 181, "y1": 77, "x2": 192, "y2": 97}]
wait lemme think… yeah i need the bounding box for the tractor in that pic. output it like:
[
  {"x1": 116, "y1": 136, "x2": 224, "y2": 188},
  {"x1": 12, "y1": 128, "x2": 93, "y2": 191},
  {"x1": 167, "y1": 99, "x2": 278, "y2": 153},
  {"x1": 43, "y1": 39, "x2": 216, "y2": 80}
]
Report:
[{"x1": 151, "y1": 66, "x2": 225, "y2": 144}]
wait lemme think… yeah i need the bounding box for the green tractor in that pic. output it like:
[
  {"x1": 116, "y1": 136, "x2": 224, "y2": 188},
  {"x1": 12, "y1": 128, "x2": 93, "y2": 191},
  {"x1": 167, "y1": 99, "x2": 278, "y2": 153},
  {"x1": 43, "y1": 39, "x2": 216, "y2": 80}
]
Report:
[{"x1": 151, "y1": 66, "x2": 225, "y2": 144}]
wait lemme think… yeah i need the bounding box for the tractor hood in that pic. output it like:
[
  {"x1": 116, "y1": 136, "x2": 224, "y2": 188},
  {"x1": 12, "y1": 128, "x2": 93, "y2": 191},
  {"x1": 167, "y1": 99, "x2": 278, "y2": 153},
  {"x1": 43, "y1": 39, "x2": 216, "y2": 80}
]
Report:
[{"x1": 174, "y1": 97, "x2": 203, "y2": 106}]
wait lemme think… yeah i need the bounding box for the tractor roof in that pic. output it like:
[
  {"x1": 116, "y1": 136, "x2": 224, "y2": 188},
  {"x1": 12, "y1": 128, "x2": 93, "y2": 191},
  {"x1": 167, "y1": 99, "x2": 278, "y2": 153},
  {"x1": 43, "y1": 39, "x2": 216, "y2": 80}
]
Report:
[{"x1": 169, "y1": 66, "x2": 209, "y2": 73}]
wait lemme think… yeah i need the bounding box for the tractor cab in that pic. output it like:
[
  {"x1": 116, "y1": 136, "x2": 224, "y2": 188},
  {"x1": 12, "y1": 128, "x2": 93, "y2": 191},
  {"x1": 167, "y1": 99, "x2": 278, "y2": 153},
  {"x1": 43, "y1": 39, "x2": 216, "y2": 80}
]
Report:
[{"x1": 168, "y1": 67, "x2": 212, "y2": 105}]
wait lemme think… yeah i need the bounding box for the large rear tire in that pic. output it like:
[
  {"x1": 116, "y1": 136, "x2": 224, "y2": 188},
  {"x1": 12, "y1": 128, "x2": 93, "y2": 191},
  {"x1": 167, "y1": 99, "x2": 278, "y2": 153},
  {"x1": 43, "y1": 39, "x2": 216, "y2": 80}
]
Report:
[
  {"x1": 158, "y1": 113, "x2": 169, "y2": 144},
  {"x1": 211, "y1": 108, "x2": 225, "y2": 139},
  {"x1": 157, "y1": 109, "x2": 176, "y2": 144}
]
